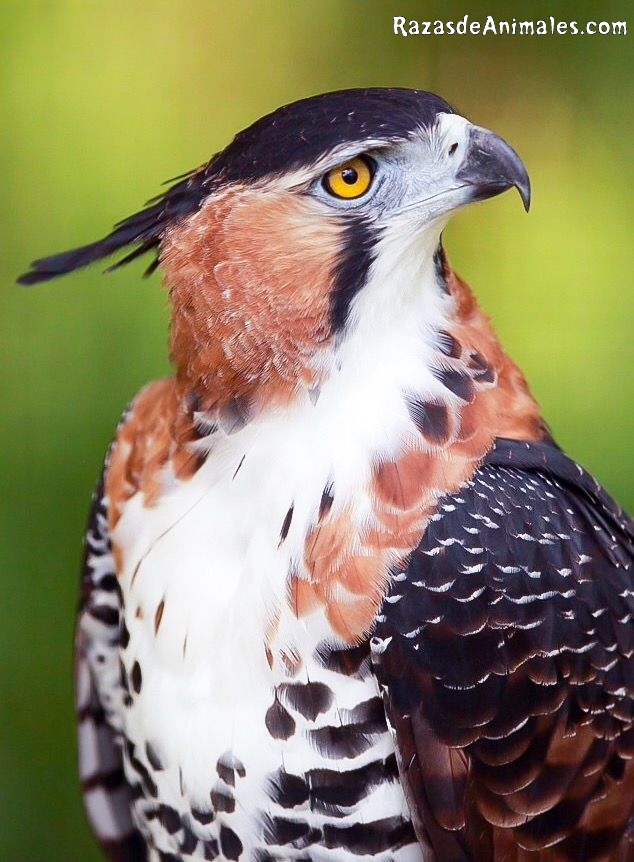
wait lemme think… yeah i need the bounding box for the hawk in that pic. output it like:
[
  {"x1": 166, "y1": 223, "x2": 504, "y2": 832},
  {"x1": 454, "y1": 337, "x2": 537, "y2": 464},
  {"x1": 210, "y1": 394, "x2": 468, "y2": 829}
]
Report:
[{"x1": 19, "y1": 89, "x2": 634, "y2": 862}]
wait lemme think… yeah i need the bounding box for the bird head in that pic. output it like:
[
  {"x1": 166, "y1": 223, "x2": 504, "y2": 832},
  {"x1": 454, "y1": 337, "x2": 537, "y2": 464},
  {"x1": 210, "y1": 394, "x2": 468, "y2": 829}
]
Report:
[{"x1": 18, "y1": 88, "x2": 530, "y2": 415}]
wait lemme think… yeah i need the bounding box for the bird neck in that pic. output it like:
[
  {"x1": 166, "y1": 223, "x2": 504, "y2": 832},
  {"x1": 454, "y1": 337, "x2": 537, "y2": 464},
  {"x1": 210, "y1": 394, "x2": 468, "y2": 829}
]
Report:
[
  {"x1": 165, "y1": 229, "x2": 547, "y2": 448},
  {"x1": 441, "y1": 262, "x2": 549, "y2": 445},
  {"x1": 109, "y1": 250, "x2": 549, "y2": 646}
]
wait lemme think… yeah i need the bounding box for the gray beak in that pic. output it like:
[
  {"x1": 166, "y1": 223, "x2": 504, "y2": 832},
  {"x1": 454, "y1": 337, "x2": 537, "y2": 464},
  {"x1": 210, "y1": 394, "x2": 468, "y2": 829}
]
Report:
[{"x1": 456, "y1": 126, "x2": 531, "y2": 212}]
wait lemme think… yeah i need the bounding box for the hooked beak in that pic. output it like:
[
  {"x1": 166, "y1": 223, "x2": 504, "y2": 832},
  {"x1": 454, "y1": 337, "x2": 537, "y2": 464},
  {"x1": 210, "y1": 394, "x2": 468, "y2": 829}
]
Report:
[
  {"x1": 394, "y1": 115, "x2": 531, "y2": 225},
  {"x1": 456, "y1": 124, "x2": 531, "y2": 212}
]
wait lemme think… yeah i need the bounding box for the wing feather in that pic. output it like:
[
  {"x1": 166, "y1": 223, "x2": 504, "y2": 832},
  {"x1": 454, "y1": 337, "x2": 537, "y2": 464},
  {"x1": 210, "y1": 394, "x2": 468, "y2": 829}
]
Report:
[{"x1": 372, "y1": 439, "x2": 634, "y2": 861}]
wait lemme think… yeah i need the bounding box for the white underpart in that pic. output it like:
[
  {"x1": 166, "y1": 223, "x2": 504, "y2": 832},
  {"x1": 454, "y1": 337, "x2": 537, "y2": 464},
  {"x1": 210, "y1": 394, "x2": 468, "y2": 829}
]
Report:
[{"x1": 113, "y1": 220, "x2": 451, "y2": 859}]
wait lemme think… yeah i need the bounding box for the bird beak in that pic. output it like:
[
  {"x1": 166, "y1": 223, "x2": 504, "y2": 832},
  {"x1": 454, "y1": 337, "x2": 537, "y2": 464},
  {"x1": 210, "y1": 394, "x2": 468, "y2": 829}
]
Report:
[
  {"x1": 456, "y1": 125, "x2": 531, "y2": 212},
  {"x1": 394, "y1": 116, "x2": 531, "y2": 224}
]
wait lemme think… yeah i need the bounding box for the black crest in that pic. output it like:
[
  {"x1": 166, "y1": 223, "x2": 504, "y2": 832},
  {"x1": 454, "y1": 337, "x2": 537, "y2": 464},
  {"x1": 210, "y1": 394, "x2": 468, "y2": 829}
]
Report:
[{"x1": 18, "y1": 88, "x2": 454, "y2": 285}]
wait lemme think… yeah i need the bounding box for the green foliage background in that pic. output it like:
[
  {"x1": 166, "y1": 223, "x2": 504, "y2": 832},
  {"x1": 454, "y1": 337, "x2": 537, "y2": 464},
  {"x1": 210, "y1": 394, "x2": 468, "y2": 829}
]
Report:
[{"x1": 1, "y1": 2, "x2": 632, "y2": 859}]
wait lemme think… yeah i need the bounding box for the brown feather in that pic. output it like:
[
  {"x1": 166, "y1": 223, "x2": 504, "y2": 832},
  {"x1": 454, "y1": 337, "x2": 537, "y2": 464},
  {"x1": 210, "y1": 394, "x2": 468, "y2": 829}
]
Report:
[{"x1": 162, "y1": 187, "x2": 340, "y2": 413}]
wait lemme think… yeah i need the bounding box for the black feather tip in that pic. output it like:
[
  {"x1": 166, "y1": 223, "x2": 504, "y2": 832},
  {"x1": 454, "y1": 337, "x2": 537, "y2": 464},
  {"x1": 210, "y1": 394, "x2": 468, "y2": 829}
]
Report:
[{"x1": 17, "y1": 168, "x2": 208, "y2": 286}]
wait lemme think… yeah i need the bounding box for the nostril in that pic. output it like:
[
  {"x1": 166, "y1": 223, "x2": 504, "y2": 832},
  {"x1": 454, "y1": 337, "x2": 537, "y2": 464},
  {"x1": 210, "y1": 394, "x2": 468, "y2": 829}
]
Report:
[{"x1": 448, "y1": 142, "x2": 459, "y2": 157}]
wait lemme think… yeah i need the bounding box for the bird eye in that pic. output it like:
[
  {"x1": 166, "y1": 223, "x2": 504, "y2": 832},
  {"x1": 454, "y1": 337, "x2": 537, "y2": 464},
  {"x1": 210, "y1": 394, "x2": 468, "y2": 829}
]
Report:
[{"x1": 323, "y1": 156, "x2": 374, "y2": 200}]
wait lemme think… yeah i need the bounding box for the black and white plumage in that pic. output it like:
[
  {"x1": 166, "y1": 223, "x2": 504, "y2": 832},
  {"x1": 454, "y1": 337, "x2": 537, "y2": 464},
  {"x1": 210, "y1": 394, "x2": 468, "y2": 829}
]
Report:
[
  {"x1": 19, "y1": 89, "x2": 634, "y2": 861},
  {"x1": 373, "y1": 439, "x2": 634, "y2": 861},
  {"x1": 77, "y1": 461, "x2": 424, "y2": 862}
]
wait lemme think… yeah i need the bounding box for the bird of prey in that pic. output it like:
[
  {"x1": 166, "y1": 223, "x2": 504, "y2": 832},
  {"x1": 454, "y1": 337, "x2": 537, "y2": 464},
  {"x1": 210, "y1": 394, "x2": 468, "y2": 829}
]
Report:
[{"x1": 19, "y1": 89, "x2": 633, "y2": 862}]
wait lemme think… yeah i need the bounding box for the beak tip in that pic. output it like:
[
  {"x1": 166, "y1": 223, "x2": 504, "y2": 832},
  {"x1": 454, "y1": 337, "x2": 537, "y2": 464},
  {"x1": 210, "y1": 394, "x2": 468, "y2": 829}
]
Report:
[
  {"x1": 519, "y1": 180, "x2": 531, "y2": 212},
  {"x1": 457, "y1": 125, "x2": 532, "y2": 216}
]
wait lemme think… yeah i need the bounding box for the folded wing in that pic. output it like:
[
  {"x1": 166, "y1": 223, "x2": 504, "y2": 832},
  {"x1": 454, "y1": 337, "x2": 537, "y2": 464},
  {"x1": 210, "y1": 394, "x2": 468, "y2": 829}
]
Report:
[{"x1": 372, "y1": 439, "x2": 634, "y2": 861}]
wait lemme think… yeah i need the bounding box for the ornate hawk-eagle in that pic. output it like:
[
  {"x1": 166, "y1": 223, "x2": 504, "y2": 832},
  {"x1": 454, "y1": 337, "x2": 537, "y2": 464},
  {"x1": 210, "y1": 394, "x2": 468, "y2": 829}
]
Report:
[{"x1": 19, "y1": 89, "x2": 634, "y2": 862}]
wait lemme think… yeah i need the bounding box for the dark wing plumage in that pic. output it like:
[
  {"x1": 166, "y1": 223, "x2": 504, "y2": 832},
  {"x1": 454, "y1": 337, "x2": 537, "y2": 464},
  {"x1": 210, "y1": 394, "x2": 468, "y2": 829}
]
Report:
[
  {"x1": 76, "y1": 469, "x2": 146, "y2": 861},
  {"x1": 372, "y1": 438, "x2": 634, "y2": 861}
]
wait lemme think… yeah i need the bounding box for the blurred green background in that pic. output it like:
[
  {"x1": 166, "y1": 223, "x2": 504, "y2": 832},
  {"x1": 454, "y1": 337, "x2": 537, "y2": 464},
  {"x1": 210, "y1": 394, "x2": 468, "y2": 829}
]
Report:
[{"x1": 1, "y1": 1, "x2": 632, "y2": 859}]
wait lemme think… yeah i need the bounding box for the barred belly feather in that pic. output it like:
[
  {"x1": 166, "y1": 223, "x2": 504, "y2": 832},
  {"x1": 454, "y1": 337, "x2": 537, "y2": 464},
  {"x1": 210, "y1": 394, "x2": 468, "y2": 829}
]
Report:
[{"x1": 94, "y1": 255, "x2": 458, "y2": 861}]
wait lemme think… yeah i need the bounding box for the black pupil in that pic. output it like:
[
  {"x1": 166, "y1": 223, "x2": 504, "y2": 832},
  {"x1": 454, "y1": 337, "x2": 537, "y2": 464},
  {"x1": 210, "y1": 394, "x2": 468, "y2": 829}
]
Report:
[{"x1": 341, "y1": 166, "x2": 359, "y2": 185}]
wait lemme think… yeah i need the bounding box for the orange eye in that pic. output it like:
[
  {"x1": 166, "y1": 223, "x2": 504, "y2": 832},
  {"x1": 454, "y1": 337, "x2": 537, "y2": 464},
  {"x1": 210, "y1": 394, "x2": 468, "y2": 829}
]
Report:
[{"x1": 323, "y1": 156, "x2": 374, "y2": 200}]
